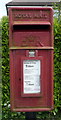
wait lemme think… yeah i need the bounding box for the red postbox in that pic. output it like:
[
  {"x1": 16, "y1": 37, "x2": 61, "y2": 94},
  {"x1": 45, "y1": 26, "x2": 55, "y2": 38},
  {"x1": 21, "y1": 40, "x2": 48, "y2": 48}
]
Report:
[{"x1": 8, "y1": 7, "x2": 54, "y2": 112}]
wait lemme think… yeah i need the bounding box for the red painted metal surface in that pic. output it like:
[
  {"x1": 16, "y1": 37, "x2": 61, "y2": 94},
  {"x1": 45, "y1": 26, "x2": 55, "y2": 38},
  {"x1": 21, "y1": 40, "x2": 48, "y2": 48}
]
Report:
[{"x1": 9, "y1": 7, "x2": 54, "y2": 112}]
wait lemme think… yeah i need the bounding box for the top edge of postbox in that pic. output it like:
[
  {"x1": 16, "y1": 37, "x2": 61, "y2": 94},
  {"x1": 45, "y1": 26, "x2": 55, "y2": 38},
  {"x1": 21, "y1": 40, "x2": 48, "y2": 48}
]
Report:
[{"x1": 9, "y1": 7, "x2": 53, "y2": 11}]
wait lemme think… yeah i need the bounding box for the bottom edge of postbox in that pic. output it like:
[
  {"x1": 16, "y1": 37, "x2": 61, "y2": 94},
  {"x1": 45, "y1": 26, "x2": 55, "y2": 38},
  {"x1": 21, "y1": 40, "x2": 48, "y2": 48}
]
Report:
[{"x1": 11, "y1": 107, "x2": 54, "y2": 112}]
